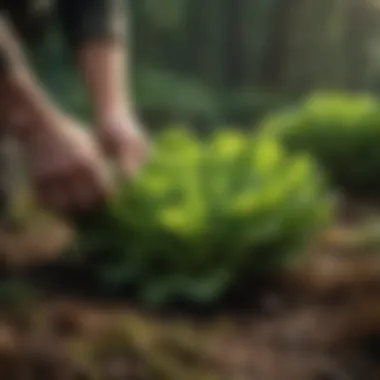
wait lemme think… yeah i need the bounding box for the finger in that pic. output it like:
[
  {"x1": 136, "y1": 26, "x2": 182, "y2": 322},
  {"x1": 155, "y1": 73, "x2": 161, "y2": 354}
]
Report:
[
  {"x1": 34, "y1": 165, "x2": 89, "y2": 215},
  {"x1": 121, "y1": 145, "x2": 148, "y2": 178},
  {"x1": 62, "y1": 170, "x2": 111, "y2": 223},
  {"x1": 73, "y1": 160, "x2": 113, "y2": 208},
  {"x1": 99, "y1": 130, "x2": 119, "y2": 158},
  {"x1": 119, "y1": 151, "x2": 137, "y2": 178},
  {"x1": 76, "y1": 170, "x2": 106, "y2": 210},
  {"x1": 34, "y1": 176, "x2": 71, "y2": 214}
]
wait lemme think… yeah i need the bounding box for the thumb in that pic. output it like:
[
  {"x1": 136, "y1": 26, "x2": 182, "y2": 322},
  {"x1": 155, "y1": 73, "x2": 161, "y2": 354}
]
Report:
[{"x1": 119, "y1": 147, "x2": 141, "y2": 179}]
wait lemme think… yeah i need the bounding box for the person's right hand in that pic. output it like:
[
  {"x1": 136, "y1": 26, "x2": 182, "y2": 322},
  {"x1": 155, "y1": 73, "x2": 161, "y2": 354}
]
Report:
[{"x1": 21, "y1": 115, "x2": 111, "y2": 216}]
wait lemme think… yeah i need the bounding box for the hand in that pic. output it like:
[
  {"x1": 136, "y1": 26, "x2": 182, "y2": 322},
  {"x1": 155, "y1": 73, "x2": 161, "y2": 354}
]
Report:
[
  {"x1": 97, "y1": 112, "x2": 149, "y2": 178},
  {"x1": 22, "y1": 115, "x2": 111, "y2": 216}
]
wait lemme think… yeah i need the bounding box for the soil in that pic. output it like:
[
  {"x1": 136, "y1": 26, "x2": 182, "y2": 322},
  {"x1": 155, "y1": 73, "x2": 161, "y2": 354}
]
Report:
[{"x1": 0, "y1": 208, "x2": 380, "y2": 379}]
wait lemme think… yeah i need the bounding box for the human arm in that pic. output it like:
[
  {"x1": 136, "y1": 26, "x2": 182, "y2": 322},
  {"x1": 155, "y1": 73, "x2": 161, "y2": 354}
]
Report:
[
  {"x1": 0, "y1": 15, "x2": 63, "y2": 141},
  {"x1": 57, "y1": 0, "x2": 129, "y2": 118},
  {"x1": 58, "y1": 0, "x2": 148, "y2": 176},
  {"x1": 0, "y1": 15, "x2": 110, "y2": 214}
]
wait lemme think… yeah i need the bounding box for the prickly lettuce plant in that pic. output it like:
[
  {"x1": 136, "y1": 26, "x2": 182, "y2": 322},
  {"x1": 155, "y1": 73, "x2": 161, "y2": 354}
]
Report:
[{"x1": 72, "y1": 127, "x2": 332, "y2": 307}]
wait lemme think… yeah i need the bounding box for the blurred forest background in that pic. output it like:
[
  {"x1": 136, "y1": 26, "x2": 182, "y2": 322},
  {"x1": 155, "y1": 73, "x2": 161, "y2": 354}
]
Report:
[{"x1": 33, "y1": 0, "x2": 380, "y2": 129}]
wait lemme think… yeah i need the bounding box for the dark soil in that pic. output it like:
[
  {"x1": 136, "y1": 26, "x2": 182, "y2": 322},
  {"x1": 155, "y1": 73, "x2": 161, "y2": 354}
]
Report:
[{"x1": 0, "y1": 211, "x2": 380, "y2": 379}]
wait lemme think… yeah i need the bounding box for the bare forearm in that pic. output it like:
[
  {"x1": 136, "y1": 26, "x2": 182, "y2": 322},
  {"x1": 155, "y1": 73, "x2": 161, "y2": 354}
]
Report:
[
  {"x1": 0, "y1": 17, "x2": 61, "y2": 141},
  {"x1": 77, "y1": 41, "x2": 132, "y2": 121},
  {"x1": 57, "y1": 0, "x2": 131, "y2": 121}
]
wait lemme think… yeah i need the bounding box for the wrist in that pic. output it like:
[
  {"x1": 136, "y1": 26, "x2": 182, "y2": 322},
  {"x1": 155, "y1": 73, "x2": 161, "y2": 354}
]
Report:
[
  {"x1": 95, "y1": 104, "x2": 136, "y2": 128},
  {"x1": 1, "y1": 68, "x2": 63, "y2": 143}
]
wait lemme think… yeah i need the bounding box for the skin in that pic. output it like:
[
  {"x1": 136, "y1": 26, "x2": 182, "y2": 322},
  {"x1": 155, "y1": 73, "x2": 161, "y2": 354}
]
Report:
[
  {"x1": 0, "y1": 12, "x2": 148, "y2": 216},
  {"x1": 77, "y1": 40, "x2": 149, "y2": 177}
]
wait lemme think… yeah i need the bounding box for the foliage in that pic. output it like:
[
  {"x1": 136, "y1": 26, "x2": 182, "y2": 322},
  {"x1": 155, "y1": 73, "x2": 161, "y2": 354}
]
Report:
[
  {"x1": 133, "y1": 70, "x2": 294, "y2": 129},
  {"x1": 71, "y1": 127, "x2": 332, "y2": 308},
  {"x1": 262, "y1": 92, "x2": 380, "y2": 198},
  {"x1": 133, "y1": 67, "x2": 221, "y2": 129},
  {"x1": 133, "y1": 69, "x2": 292, "y2": 129},
  {"x1": 222, "y1": 89, "x2": 295, "y2": 127}
]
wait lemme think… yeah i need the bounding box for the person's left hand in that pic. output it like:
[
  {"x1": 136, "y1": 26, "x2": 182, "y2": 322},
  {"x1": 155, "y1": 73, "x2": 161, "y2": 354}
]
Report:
[{"x1": 97, "y1": 111, "x2": 149, "y2": 178}]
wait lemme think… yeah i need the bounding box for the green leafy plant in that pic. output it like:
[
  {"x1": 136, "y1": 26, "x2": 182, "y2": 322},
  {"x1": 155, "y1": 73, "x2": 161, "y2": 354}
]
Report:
[
  {"x1": 262, "y1": 92, "x2": 380, "y2": 198},
  {"x1": 72, "y1": 127, "x2": 332, "y2": 307}
]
